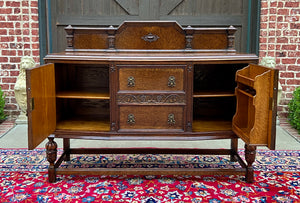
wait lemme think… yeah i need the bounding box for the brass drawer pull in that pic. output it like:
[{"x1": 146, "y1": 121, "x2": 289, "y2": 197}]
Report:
[
  {"x1": 168, "y1": 76, "x2": 176, "y2": 87},
  {"x1": 168, "y1": 113, "x2": 176, "y2": 125},
  {"x1": 127, "y1": 114, "x2": 135, "y2": 125},
  {"x1": 127, "y1": 76, "x2": 135, "y2": 87}
]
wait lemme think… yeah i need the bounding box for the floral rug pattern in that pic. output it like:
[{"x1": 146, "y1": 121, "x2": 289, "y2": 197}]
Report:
[{"x1": 0, "y1": 149, "x2": 299, "y2": 202}]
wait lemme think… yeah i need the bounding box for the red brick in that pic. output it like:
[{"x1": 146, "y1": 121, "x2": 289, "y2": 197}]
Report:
[
  {"x1": 286, "y1": 16, "x2": 299, "y2": 22},
  {"x1": 31, "y1": 8, "x2": 38, "y2": 14},
  {"x1": 0, "y1": 29, "x2": 7, "y2": 35},
  {"x1": 23, "y1": 29, "x2": 30, "y2": 35},
  {"x1": 31, "y1": 15, "x2": 39, "y2": 21},
  {"x1": 288, "y1": 51, "x2": 300, "y2": 57},
  {"x1": 6, "y1": 1, "x2": 21, "y2": 7},
  {"x1": 2, "y1": 78, "x2": 17, "y2": 84},
  {"x1": 282, "y1": 58, "x2": 297, "y2": 64},
  {"x1": 270, "y1": 8, "x2": 277, "y2": 14},
  {"x1": 277, "y1": 23, "x2": 288, "y2": 29},
  {"x1": 276, "y1": 51, "x2": 286, "y2": 57},
  {"x1": 0, "y1": 57, "x2": 8, "y2": 63},
  {"x1": 22, "y1": 1, "x2": 29, "y2": 7},
  {"x1": 7, "y1": 15, "x2": 21, "y2": 21},
  {"x1": 277, "y1": 37, "x2": 288, "y2": 43},
  {"x1": 5, "y1": 104, "x2": 18, "y2": 111},
  {"x1": 270, "y1": 1, "x2": 277, "y2": 7},
  {"x1": 14, "y1": 8, "x2": 21, "y2": 14},
  {"x1": 9, "y1": 57, "x2": 21, "y2": 63},
  {"x1": 286, "y1": 79, "x2": 300, "y2": 85},
  {"x1": 0, "y1": 36, "x2": 14, "y2": 42},
  {"x1": 22, "y1": 15, "x2": 29, "y2": 21},
  {"x1": 31, "y1": 1, "x2": 38, "y2": 7},
  {"x1": 0, "y1": 8, "x2": 12, "y2": 14},
  {"x1": 288, "y1": 65, "x2": 300, "y2": 71},
  {"x1": 260, "y1": 8, "x2": 268, "y2": 15},
  {"x1": 17, "y1": 50, "x2": 23, "y2": 56},
  {"x1": 31, "y1": 22, "x2": 39, "y2": 28},
  {"x1": 285, "y1": 2, "x2": 299, "y2": 7},
  {"x1": 278, "y1": 9, "x2": 289, "y2": 15},
  {"x1": 280, "y1": 72, "x2": 294, "y2": 78},
  {"x1": 32, "y1": 36, "x2": 39, "y2": 42},
  {"x1": 0, "y1": 1, "x2": 3, "y2": 7},
  {"x1": 24, "y1": 44, "x2": 30, "y2": 49},
  {"x1": 10, "y1": 71, "x2": 19, "y2": 77},
  {"x1": 9, "y1": 29, "x2": 22, "y2": 35},
  {"x1": 0, "y1": 84, "x2": 10, "y2": 90},
  {"x1": 277, "y1": 2, "x2": 284, "y2": 8},
  {"x1": 2, "y1": 50, "x2": 16, "y2": 56},
  {"x1": 281, "y1": 45, "x2": 297, "y2": 50},
  {"x1": 32, "y1": 50, "x2": 40, "y2": 56},
  {"x1": 31, "y1": 43, "x2": 40, "y2": 49},
  {"x1": 0, "y1": 22, "x2": 14, "y2": 28},
  {"x1": 24, "y1": 50, "x2": 31, "y2": 56},
  {"x1": 31, "y1": 29, "x2": 39, "y2": 35},
  {"x1": 296, "y1": 72, "x2": 300, "y2": 78},
  {"x1": 291, "y1": 23, "x2": 300, "y2": 29},
  {"x1": 291, "y1": 9, "x2": 300, "y2": 15}
]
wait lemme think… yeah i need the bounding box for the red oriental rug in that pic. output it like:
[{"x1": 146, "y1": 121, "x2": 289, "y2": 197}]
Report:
[{"x1": 0, "y1": 149, "x2": 299, "y2": 202}]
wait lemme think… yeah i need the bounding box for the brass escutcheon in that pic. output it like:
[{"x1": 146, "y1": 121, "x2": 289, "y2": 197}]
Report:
[
  {"x1": 127, "y1": 76, "x2": 135, "y2": 87},
  {"x1": 127, "y1": 114, "x2": 135, "y2": 125},
  {"x1": 168, "y1": 113, "x2": 176, "y2": 125},
  {"x1": 168, "y1": 76, "x2": 176, "y2": 87}
]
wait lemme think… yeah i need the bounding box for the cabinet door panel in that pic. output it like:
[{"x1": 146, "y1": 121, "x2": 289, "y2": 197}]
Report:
[
  {"x1": 233, "y1": 64, "x2": 278, "y2": 149},
  {"x1": 26, "y1": 63, "x2": 56, "y2": 150}
]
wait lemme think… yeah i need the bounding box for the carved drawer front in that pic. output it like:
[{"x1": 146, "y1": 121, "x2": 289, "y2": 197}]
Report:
[
  {"x1": 118, "y1": 66, "x2": 185, "y2": 91},
  {"x1": 119, "y1": 106, "x2": 184, "y2": 131}
]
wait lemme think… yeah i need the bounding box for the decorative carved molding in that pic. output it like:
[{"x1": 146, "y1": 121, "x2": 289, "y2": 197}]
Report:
[
  {"x1": 142, "y1": 33, "x2": 159, "y2": 42},
  {"x1": 117, "y1": 94, "x2": 185, "y2": 104},
  {"x1": 65, "y1": 25, "x2": 74, "y2": 49},
  {"x1": 227, "y1": 25, "x2": 237, "y2": 51}
]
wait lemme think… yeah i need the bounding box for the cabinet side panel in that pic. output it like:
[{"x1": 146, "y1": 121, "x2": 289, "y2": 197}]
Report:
[
  {"x1": 268, "y1": 68, "x2": 279, "y2": 150},
  {"x1": 26, "y1": 64, "x2": 56, "y2": 150}
]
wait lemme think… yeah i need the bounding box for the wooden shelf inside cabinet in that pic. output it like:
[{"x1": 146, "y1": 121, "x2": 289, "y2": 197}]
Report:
[
  {"x1": 56, "y1": 117, "x2": 110, "y2": 132},
  {"x1": 193, "y1": 91, "x2": 235, "y2": 98},
  {"x1": 193, "y1": 119, "x2": 232, "y2": 132},
  {"x1": 56, "y1": 88, "x2": 110, "y2": 100}
]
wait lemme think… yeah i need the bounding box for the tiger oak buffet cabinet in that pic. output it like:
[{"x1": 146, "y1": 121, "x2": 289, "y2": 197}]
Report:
[{"x1": 26, "y1": 21, "x2": 278, "y2": 183}]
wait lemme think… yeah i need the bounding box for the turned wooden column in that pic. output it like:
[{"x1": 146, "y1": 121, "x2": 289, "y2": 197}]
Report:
[
  {"x1": 245, "y1": 144, "x2": 256, "y2": 183},
  {"x1": 46, "y1": 135, "x2": 57, "y2": 183}
]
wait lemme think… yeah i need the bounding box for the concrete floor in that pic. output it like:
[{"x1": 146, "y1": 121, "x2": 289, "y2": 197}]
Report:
[{"x1": 0, "y1": 124, "x2": 299, "y2": 150}]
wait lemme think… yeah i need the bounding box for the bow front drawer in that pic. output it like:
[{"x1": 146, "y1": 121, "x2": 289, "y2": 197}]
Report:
[{"x1": 118, "y1": 65, "x2": 185, "y2": 91}]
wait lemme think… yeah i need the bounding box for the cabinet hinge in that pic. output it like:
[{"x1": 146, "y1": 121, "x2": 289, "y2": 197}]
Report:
[
  {"x1": 29, "y1": 97, "x2": 34, "y2": 111},
  {"x1": 269, "y1": 97, "x2": 274, "y2": 110}
]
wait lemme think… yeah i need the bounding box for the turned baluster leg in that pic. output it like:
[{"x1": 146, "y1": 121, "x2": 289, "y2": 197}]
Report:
[
  {"x1": 46, "y1": 135, "x2": 57, "y2": 183},
  {"x1": 230, "y1": 138, "x2": 238, "y2": 162},
  {"x1": 63, "y1": 138, "x2": 70, "y2": 161},
  {"x1": 245, "y1": 144, "x2": 256, "y2": 183}
]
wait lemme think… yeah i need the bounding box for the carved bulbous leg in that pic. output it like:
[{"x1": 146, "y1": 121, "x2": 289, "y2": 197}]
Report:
[
  {"x1": 46, "y1": 135, "x2": 57, "y2": 183},
  {"x1": 245, "y1": 144, "x2": 256, "y2": 183}
]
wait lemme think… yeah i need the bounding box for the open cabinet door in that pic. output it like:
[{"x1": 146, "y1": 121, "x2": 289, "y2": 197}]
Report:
[
  {"x1": 232, "y1": 64, "x2": 278, "y2": 149},
  {"x1": 26, "y1": 63, "x2": 56, "y2": 150}
]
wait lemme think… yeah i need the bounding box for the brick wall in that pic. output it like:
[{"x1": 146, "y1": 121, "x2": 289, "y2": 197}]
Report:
[
  {"x1": 0, "y1": 0, "x2": 300, "y2": 120},
  {"x1": 0, "y1": 0, "x2": 39, "y2": 119},
  {"x1": 259, "y1": 0, "x2": 300, "y2": 118}
]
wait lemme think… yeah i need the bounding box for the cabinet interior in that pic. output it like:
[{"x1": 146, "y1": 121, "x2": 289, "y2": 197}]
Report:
[
  {"x1": 192, "y1": 64, "x2": 247, "y2": 132},
  {"x1": 55, "y1": 64, "x2": 110, "y2": 131}
]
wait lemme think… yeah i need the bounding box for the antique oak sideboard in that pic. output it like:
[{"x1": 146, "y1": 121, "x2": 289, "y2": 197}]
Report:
[{"x1": 26, "y1": 21, "x2": 278, "y2": 183}]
